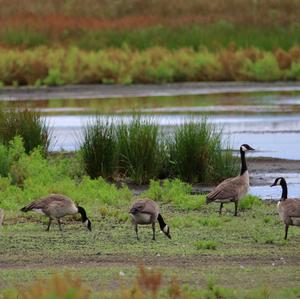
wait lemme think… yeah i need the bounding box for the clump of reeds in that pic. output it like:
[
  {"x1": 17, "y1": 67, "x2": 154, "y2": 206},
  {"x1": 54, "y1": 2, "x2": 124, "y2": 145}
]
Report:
[
  {"x1": 0, "y1": 109, "x2": 51, "y2": 155},
  {"x1": 81, "y1": 118, "x2": 117, "y2": 179},
  {"x1": 116, "y1": 117, "x2": 164, "y2": 185},
  {"x1": 168, "y1": 120, "x2": 238, "y2": 183},
  {"x1": 80, "y1": 117, "x2": 237, "y2": 185}
]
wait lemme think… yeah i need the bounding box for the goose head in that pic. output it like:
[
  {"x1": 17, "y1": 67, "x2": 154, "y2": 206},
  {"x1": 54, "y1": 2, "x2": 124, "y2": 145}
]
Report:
[
  {"x1": 163, "y1": 225, "x2": 171, "y2": 239},
  {"x1": 240, "y1": 144, "x2": 255, "y2": 152},
  {"x1": 270, "y1": 177, "x2": 286, "y2": 187}
]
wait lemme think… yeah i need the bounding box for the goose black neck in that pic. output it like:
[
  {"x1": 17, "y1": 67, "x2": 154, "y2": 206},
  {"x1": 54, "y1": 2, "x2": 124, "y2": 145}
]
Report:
[
  {"x1": 280, "y1": 180, "x2": 288, "y2": 200},
  {"x1": 157, "y1": 214, "x2": 167, "y2": 231},
  {"x1": 240, "y1": 149, "x2": 247, "y2": 175},
  {"x1": 77, "y1": 206, "x2": 88, "y2": 222}
]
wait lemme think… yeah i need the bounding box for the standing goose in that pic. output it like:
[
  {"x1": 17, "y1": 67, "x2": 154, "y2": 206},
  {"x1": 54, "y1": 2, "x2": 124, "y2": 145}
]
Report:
[
  {"x1": 271, "y1": 177, "x2": 300, "y2": 240},
  {"x1": 206, "y1": 144, "x2": 255, "y2": 216},
  {"x1": 21, "y1": 194, "x2": 92, "y2": 231},
  {"x1": 129, "y1": 199, "x2": 171, "y2": 240}
]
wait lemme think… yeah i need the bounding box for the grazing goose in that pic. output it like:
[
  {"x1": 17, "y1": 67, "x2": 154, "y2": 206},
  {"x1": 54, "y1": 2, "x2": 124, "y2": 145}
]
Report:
[
  {"x1": 271, "y1": 177, "x2": 300, "y2": 240},
  {"x1": 20, "y1": 194, "x2": 92, "y2": 231},
  {"x1": 129, "y1": 199, "x2": 171, "y2": 240},
  {"x1": 206, "y1": 144, "x2": 255, "y2": 216}
]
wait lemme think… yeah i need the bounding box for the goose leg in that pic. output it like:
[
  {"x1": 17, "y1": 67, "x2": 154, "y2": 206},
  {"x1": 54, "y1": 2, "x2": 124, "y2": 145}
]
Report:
[
  {"x1": 219, "y1": 203, "x2": 224, "y2": 215},
  {"x1": 284, "y1": 224, "x2": 289, "y2": 240},
  {"x1": 57, "y1": 219, "x2": 62, "y2": 231},
  {"x1": 152, "y1": 222, "x2": 156, "y2": 241},
  {"x1": 234, "y1": 201, "x2": 238, "y2": 216},
  {"x1": 46, "y1": 218, "x2": 52, "y2": 231},
  {"x1": 135, "y1": 224, "x2": 139, "y2": 240}
]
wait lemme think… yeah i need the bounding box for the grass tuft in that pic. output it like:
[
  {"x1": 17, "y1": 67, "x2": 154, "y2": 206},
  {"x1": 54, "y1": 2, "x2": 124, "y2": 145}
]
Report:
[
  {"x1": 116, "y1": 117, "x2": 163, "y2": 185},
  {"x1": 168, "y1": 119, "x2": 238, "y2": 183},
  {"x1": 0, "y1": 109, "x2": 51, "y2": 155},
  {"x1": 81, "y1": 118, "x2": 117, "y2": 179},
  {"x1": 195, "y1": 240, "x2": 218, "y2": 250}
]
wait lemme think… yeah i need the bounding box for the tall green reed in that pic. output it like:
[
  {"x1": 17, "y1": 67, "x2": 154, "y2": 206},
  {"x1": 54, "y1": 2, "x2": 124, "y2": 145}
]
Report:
[
  {"x1": 168, "y1": 119, "x2": 238, "y2": 183},
  {"x1": 116, "y1": 117, "x2": 164, "y2": 185},
  {"x1": 0, "y1": 109, "x2": 51, "y2": 155},
  {"x1": 81, "y1": 118, "x2": 117, "y2": 179}
]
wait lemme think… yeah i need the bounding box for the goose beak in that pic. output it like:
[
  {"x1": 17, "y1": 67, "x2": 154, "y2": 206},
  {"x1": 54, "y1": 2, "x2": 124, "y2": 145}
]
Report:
[
  {"x1": 270, "y1": 183, "x2": 276, "y2": 187},
  {"x1": 86, "y1": 219, "x2": 92, "y2": 231},
  {"x1": 248, "y1": 146, "x2": 255, "y2": 151}
]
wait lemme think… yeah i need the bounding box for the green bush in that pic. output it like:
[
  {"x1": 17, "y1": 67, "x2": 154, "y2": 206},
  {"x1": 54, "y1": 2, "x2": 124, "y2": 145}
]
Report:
[
  {"x1": 168, "y1": 120, "x2": 237, "y2": 183},
  {"x1": 81, "y1": 118, "x2": 117, "y2": 179},
  {"x1": 0, "y1": 109, "x2": 51, "y2": 155},
  {"x1": 243, "y1": 53, "x2": 281, "y2": 81},
  {"x1": 116, "y1": 118, "x2": 163, "y2": 184}
]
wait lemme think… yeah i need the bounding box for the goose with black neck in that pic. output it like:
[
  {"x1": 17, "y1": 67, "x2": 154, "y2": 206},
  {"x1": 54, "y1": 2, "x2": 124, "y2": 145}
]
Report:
[
  {"x1": 21, "y1": 194, "x2": 92, "y2": 231},
  {"x1": 271, "y1": 177, "x2": 300, "y2": 240},
  {"x1": 206, "y1": 144, "x2": 255, "y2": 216},
  {"x1": 130, "y1": 198, "x2": 171, "y2": 240}
]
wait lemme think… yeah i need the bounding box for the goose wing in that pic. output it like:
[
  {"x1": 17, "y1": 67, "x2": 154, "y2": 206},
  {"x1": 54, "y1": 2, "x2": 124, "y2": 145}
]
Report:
[
  {"x1": 284, "y1": 199, "x2": 300, "y2": 217},
  {"x1": 21, "y1": 194, "x2": 73, "y2": 212},
  {"x1": 206, "y1": 176, "x2": 244, "y2": 202},
  {"x1": 130, "y1": 199, "x2": 157, "y2": 215}
]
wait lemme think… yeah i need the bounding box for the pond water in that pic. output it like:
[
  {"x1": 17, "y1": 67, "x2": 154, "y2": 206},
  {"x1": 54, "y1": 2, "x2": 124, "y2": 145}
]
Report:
[
  {"x1": 1, "y1": 87, "x2": 300, "y2": 199},
  {"x1": 3, "y1": 91, "x2": 299, "y2": 158}
]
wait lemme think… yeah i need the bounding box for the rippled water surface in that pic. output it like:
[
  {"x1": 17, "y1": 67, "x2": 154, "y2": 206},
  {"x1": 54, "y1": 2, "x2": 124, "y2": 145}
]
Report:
[{"x1": 3, "y1": 91, "x2": 299, "y2": 158}]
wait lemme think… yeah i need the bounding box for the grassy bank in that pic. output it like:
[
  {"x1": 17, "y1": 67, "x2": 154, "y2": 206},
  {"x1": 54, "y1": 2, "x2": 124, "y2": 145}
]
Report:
[
  {"x1": 0, "y1": 134, "x2": 299, "y2": 298},
  {"x1": 1, "y1": 183, "x2": 299, "y2": 297},
  {"x1": 1, "y1": 46, "x2": 300, "y2": 86}
]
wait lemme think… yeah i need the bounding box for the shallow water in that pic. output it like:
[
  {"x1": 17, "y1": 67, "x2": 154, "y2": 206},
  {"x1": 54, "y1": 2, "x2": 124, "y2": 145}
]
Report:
[
  {"x1": 2, "y1": 91, "x2": 300, "y2": 157},
  {"x1": 250, "y1": 172, "x2": 300, "y2": 200},
  {"x1": 1, "y1": 88, "x2": 300, "y2": 198}
]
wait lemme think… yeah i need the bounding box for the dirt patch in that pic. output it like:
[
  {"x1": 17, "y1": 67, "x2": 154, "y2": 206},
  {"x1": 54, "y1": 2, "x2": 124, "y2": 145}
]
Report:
[{"x1": 1, "y1": 252, "x2": 299, "y2": 270}]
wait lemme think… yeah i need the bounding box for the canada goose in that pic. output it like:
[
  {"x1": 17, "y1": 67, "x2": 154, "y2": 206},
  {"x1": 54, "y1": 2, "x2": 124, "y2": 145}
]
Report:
[
  {"x1": 20, "y1": 194, "x2": 92, "y2": 231},
  {"x1": 271, "y1": 177, "x2": 300, "y2": 240},
  {"x1": 129, "y1": 199, "x2": 171, "y2": 240},
  {"x1": 206, "y1": 144, "x2": 255, "y2": 216}
]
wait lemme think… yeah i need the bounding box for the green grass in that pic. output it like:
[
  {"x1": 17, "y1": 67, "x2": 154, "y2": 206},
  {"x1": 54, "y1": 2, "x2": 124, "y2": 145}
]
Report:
[
  {"x1": 2, "y1": 25, "x2": 300, "y2": 51},
  {"x1": 0, "y1": 201, "x2": 299, "y2": 298},
  {"x1": 0, "y1": 137, "x2": 299, "y2": 298}
]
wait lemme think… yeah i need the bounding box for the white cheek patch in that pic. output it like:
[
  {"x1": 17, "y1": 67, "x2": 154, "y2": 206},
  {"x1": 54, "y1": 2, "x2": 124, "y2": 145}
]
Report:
[
  {"x1": 83, "y1": 220, "x2": 89, "y2": 226},
  {"x1": 277, "y1": 179, "x2": 282, "y2": 185},
  {"x1": 241, "y1": 146, "x2": 247, "y2": 152},
  {"x1": 163, "y1": 225, "x2": 169, "y2": 233},
  {"x1": 33, "y1": 209, "x2": 46, "y2": 215}
]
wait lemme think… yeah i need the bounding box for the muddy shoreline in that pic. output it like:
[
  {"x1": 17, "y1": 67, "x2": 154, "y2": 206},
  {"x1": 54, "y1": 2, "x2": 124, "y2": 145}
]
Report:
[
  {"x1": 124, "y1": 157, "x2": 300, "y2": 197},
  {"x1": 1, "y1": 82, "x2": 300, "y2": 101}
]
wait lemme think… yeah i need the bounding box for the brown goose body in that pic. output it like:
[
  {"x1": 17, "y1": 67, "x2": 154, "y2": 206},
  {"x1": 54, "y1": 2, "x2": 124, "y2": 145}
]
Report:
[
  {"x1": 129, "y1": 199, "x2": 171, "y2": 240},
  {"x1": 206, "y1": 144, "x2": 254, "y2": 216},
  {"x1": 271, "y1": 177, "x2": 300, "y2": 239},
  {"x1": 278, "y1": 199, "x2": 300, "y2": 226},
  {"x1": 21, "y1": 194, "x2": 92, "y2": 231}
]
